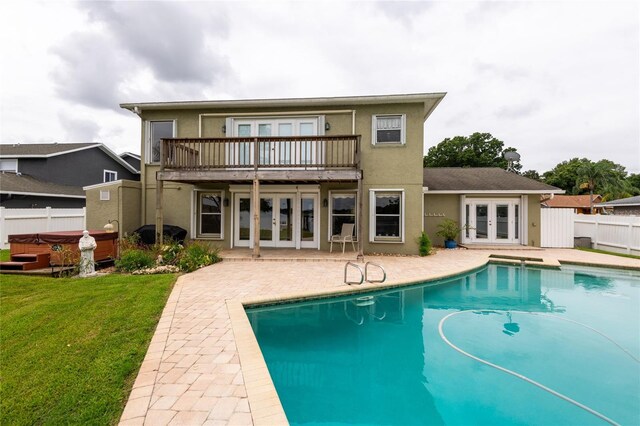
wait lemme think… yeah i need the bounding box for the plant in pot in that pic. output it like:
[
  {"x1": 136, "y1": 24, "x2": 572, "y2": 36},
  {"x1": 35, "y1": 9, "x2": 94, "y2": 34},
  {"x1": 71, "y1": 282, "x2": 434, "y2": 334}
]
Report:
[{"x1": 436, "y1": 218, "x2": 461, "y2": 249}]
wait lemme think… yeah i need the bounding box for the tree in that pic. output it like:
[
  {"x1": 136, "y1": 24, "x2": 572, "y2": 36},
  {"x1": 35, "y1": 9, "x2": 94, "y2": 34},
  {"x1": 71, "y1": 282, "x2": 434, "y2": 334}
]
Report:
[
  {"x1": 627, "y1": 173, "x2": 640, "y2": 195},
  {"x1": 521, "y1": 170, "x2": 541, "y2": 181},
  {"x1": 423, "y1": 132, "x2": 521, "y2": 171},
  {"x1": 543, "y1": 158, "x2": 630, "y2": 208}
]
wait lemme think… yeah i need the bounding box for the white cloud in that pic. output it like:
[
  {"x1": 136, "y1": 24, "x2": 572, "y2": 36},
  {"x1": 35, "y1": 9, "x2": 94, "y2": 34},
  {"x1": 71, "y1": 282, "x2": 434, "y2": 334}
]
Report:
[{"x1": 0, "y1": 0, "x2": 638, "y2": 173}]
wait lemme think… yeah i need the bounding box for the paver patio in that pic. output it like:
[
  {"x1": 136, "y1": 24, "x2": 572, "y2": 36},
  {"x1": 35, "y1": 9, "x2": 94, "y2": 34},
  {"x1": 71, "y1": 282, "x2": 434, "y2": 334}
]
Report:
[{"x1": 119, "y1": 248, "x2": 639, "y2": 425}]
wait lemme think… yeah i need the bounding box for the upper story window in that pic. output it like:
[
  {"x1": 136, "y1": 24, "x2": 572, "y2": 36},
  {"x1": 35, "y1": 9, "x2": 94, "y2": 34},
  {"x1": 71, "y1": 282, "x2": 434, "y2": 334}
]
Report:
[
  {"x1": 103, "y1": 170, "x2": 117, "y2": 182},
  {"x1": 372, "y1": 114, "x2": 406, "y2": 145},
  {"x1": 147, "y1": 120, "x2": 175, "y2": 163},
  {"x1": 0, "y1": 159, "x2": 18, "y2": 172}
]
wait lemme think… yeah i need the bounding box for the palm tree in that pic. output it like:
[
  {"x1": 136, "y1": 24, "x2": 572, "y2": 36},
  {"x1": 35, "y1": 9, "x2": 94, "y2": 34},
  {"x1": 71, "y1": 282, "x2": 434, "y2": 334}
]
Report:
[{"x1": 575, "y1": 161, "x2": 622, "y2": 213}]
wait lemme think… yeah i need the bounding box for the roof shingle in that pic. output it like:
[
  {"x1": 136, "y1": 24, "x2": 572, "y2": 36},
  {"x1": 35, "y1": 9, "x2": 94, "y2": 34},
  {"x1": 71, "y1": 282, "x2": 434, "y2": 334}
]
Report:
[
  {"x1": 0, "y1": 143, "x2": 97, "y2": 157},
  {"x1": 423, "y1": 167, "x2": 561, "y2": 192},
  {"x1": 0, "y1": 172, "x2": 85, "y2": 197}
]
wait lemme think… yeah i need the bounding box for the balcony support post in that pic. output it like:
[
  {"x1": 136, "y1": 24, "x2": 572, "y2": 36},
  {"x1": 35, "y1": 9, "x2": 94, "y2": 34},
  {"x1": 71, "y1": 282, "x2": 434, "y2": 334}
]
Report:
[
  {"x1": 252, "y1": 177, "x2": 260, "y2": 258},
  {"x1": 156, "y1": 139, "x2": 165, "y2": 245},
  {"x1": 356, "y1": 136, "x2": 364, "y2": 262}
]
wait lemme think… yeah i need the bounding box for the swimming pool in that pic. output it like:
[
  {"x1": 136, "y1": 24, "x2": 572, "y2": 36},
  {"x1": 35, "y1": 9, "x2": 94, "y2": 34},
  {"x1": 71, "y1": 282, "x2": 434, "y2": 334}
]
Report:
[{"x1": 247, "y1": 264, "x2": 640, "y2": 425}]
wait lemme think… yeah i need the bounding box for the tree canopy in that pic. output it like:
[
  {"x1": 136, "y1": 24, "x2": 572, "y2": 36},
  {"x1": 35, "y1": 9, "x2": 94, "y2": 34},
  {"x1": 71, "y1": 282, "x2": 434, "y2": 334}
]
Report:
[
  {"x1": 542, "y1": 158, "x2": 637, "y2": 201},
  {"x1": 423, "y1": 132, "x2": 521, "y2": 171}
]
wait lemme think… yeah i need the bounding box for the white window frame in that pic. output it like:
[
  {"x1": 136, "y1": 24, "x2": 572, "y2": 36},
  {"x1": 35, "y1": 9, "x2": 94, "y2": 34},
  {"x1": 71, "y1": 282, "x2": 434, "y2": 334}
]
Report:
[
  {"x1": 0, "y1": 159, "x2": 18, "y2": 172},
  {"x1": 103, "y1": 169, "x2": 118, "y2": 182},
  {"x1": 327, "y1": 190, "x2": 358, "y2": 242},
  {"x1": 369, "y1": 189, "x2": 405, "y2": 243},
  {"x1": 196, "y1": 190, "x2": 224, "y2": 239},
  {"x1": 372, "y1": 114, "x2": 406, "y2": 145},
  {"x1": 146, "y1": 120, "x2": 177, "y2": 164}
]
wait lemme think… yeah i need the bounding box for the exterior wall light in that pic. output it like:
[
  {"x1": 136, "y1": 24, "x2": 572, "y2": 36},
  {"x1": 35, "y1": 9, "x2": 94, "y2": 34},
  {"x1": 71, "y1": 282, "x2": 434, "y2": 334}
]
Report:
[{"x1": 325, "y1": 122, "x2": 331, "y2": 131}]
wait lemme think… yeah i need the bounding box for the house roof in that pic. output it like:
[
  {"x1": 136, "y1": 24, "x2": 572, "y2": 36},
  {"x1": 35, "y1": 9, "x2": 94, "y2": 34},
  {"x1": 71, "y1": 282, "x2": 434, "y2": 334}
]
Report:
[
  {"x1": 541, "y1": 194, "x2": 601, "y2": 208},
  {"x1": 120, "y1": 152, "x2": 140, "y2": 160},
  {"x1": 0, "y1": 172, "x2": 86, "y2": 198},
  {"x1": 423, "y1": 167, "x2": 563, "y2": 194},
  {"x1": 120, "y1": 92, "x2": 447, "y2": 121},
  {"x1": 594, "y1": 195, "x2": 640, "y2": 207},
  {"x1": 0, "y1": 142, "x2": 139, "y2": 174},
  {"x1": 0, "y1": 142, "x2": 97, "y2": 156}
]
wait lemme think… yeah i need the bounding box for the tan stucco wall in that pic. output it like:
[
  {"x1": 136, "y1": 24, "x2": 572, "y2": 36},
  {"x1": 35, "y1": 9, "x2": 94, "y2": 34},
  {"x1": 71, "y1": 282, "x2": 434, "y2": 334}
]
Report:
[
  {"x1": 85, "y1": 180, "x2": 141, "y2": 235},
  {"x1": 136, "y1": 102, "x2": 426, "y2": 255},
  {"x1": 527, "y1": 194, "x2": 541, "y2": 247},
  {"x1": 423, "y1": 194, "x2": 461, "y2": 246}
]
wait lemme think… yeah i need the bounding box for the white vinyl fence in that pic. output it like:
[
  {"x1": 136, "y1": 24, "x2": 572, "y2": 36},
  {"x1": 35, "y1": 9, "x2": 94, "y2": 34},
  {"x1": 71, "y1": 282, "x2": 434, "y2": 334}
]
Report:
[
  {"x1": 574, "y1": 214, "x2": 640, "y2": 256},
  {"x1": 540, "y1": 208, "x2": 575, "y2": 248},
  {"x1": 0, "y1": 207, "x2": 86, "y2": 249}
]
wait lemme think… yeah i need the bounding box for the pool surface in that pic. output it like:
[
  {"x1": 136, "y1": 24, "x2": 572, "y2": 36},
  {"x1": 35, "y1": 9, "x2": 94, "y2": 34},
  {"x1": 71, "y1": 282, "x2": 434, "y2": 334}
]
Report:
[{"x1": 247, "y1": 264, "x2": 640, "y2": 425}]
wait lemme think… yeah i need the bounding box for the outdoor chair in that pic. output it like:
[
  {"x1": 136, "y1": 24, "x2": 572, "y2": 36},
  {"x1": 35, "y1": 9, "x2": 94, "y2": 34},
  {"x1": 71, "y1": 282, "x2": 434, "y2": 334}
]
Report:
[{"x1": 330, "y1": 223, "x2": 356, "y2": 253}]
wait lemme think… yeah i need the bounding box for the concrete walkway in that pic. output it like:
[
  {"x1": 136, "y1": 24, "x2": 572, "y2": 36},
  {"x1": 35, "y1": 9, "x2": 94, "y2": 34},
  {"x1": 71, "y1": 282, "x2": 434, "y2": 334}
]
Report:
[{"x1": 119, "y1": 249, "x2": 639, "y2": 425}]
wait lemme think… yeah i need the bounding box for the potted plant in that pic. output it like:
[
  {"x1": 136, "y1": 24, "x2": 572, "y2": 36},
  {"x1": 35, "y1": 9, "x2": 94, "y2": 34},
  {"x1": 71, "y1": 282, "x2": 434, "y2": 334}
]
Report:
[{"x1": 436, "y1": 218, "x2": 461, "y2": 249}]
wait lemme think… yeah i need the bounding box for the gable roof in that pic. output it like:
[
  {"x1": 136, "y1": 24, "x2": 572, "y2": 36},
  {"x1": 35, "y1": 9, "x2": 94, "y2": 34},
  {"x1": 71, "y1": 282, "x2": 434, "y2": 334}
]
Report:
[
  {"x1": 423, "y1": 167, "x2": 563, "y2": 194},
  {"x1": 0, "y1": 172, "x2": 85, "y2": 198},
  {"x1": 121, "y1": 92, "x2": 447, "y2": 121},
  {"x1": 541, "y1": 194, "x2": 601, "y2": 208},
  {"x1": 594, "y1": 195, "x2": 640, "y2": 207},
  {"x1": 0, "y1": 143, "x2": 139, "y2": 174}
]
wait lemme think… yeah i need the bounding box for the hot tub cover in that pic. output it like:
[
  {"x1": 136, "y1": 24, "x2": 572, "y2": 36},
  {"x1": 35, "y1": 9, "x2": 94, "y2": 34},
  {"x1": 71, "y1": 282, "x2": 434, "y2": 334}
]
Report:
[
  {"x1": 133, "y1": 225, "x2": 188, "y2": 245},
  {"x1": 8, "y1": 231, "x2": 118, "y2": 244}
]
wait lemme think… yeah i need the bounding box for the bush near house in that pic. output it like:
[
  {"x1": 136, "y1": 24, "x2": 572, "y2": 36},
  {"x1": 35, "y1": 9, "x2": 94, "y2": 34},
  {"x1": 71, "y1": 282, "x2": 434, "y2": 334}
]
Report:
[{"x1": 114, "y1": 237, "x2": 221, "y2": 274}]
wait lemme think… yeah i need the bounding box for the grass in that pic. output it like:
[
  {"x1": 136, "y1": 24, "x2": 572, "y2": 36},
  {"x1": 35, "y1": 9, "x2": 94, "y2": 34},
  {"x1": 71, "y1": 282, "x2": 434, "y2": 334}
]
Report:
[
  {"x1": 576, "y1": 247, "x2": 640, "y2": 260},
  {"x1": 0, "y1": 249, "x2": 9, "y2": 262},
  {"x1": 0, "y1": 273, "x2": 177, "y2": 425}
]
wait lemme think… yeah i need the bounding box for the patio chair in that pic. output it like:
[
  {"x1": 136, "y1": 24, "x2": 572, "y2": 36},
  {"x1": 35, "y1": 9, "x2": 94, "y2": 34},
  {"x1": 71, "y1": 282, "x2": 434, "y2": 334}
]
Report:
[{"x1": 330, "y1": 223, "x2": 356, "y2": 253}]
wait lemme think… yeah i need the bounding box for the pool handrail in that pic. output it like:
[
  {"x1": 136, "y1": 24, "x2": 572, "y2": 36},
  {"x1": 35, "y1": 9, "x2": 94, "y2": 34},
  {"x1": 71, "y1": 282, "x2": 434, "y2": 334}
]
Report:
[
  {"x1": 344, "y1": 262, "x2": 364, "y2": 285},
  {"x1": 365, "y1": 262, "x2": 386, "y2": 283}
]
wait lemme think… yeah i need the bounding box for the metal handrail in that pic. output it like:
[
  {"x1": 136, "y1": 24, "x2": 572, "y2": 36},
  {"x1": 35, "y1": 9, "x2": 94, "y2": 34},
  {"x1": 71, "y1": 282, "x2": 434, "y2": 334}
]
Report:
[
  {"x1": 365, "y1": 262, "x2": 386, "y2": 283},
  {"x1": 344, "y1": 261, "x2": 364, "y2": 285}
]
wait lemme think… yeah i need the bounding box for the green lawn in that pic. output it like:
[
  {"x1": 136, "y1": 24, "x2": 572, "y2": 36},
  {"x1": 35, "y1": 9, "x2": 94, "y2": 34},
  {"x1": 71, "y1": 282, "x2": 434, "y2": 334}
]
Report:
[
  {"x1": 576, "y1": 247, "x2": 640, "y2": 260},
  {"x1": 0, "y1": 249, "x2": 9, "y2": 262},
  {"x1": 0, "y1": 273, "x2": 177, "y2": 425}
]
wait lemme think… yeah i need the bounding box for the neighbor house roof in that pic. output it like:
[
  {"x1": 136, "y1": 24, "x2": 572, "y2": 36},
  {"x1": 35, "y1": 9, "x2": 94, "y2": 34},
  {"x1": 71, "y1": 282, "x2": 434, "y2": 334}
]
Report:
[
  {"x1": 120, "y1": 92, "x2": 447, "y2": 121},
  {"x1": 0, "y1": 142, "x2": 139, "y2": 174},
  {"x1": 594, "y1": 195, "x2": 640, "y2": 207},
  {"x1": 541, "y1": 194, "x2": 601, "y2": 209},
  {"x1": 423, "y1": 167, "x2": 563, "y2": 194},
  {"x1": 0, "y1": 172, "x2": 85, "y2": 198}
]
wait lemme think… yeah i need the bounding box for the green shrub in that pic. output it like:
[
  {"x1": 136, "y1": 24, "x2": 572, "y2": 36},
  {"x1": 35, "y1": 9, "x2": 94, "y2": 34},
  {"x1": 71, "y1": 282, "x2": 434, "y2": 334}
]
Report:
[
  {"x1": 153, "y1": 239, "x2": 183, "y2": 265},
  {"x1": 418, "y1": 232, "x2": 432, "y2": 256},
  {"x1": 115, "y1": 249, "x2": 155, "y2": 272},
  {"x1": 176, "y1": 241, "x2": 221, "y2": 272}
]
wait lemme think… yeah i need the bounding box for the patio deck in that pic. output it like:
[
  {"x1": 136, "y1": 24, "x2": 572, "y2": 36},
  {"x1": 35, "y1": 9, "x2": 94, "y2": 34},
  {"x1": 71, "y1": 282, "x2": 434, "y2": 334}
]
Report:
[{"x1": 119, "y1": 248, "x2": 639, "y2": 425}]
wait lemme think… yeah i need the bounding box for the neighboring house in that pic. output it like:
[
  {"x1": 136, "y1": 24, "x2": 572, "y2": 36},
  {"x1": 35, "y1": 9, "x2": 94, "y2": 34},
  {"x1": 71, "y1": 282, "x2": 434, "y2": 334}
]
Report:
[
  {"x1": 541, "y1": 194, "x2": 602, "y2": 214},
  {"x1": 0, "y1": 143, "x2": 140, "y2": 208},
  {"x1": 120, "y1": 152, "x2": 141, "y2": 172},
  {"x1": 423, "y1": 168, "x2": 563, "y2": 247},
  {"x1": 83, "y1": 93, "x2": 561, "y2": 254},
  {"x1": 594, "y1": 195, "x2": 640, "y2": 215}
]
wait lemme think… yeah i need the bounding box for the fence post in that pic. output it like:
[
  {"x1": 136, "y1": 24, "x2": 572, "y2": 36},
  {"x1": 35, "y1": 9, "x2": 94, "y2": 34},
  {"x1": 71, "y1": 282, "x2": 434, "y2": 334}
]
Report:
[
  {"x1": 46, "y1": 206, "x2": 52, "y2": 232},
  {"x1": 83, "y1": 207, "x2": 87, "y2": 230},
  {"x1": 628, "y1": 222, "x2": 633, "y2": 254},
  {"x1": 593, "y1": 215, "x2": 599, "y2": 250}
]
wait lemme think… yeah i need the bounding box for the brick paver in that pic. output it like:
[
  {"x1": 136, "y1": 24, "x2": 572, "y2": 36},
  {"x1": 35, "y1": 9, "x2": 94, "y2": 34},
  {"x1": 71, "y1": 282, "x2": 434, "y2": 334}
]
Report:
[{"x1": 120, "y1": 248, "x2": 639, "y2": 425}]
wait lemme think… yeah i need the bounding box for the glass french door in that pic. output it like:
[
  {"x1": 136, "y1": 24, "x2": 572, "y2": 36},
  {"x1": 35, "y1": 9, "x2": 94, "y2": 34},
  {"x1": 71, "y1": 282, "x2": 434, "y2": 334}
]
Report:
[{"x1": 467, "y1": 200, "x2": 520, "y2": 244}]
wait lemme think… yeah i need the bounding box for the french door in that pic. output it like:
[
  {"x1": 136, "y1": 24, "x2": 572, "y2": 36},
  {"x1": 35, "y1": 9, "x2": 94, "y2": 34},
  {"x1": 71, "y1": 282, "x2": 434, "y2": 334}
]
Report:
[
  {"x1": 467, "y1": 200, "x2": 520, "y2": 244},
  {"x1": 233, "y1": 192, "x2": 319, "y2": 248}
]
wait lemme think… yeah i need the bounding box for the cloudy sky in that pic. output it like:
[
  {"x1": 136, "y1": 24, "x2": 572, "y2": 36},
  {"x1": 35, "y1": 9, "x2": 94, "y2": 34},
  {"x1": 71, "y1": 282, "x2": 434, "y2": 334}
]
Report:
[{"x1": 1, "y1": 0, "x2": 638, "y2": 173}]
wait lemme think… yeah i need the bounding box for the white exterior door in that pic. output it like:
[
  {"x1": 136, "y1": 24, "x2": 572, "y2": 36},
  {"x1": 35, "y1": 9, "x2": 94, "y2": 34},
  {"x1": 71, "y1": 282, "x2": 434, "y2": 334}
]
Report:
[
  {"x1": 467, "y1": 200, "x2": 520, "y2": 244},
  {"x1": 233, "y1": 191, "x2": 319, "y2": 249}
]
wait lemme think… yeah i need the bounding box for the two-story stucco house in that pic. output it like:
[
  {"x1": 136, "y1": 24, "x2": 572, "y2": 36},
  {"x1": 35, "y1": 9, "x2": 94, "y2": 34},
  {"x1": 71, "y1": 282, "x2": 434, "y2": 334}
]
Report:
[
  {"x1": 88, "y1": 93, "x2": 443, "y2": 256},
  {"x1": 85, "y1": 93, "x2": 562, "y2": 255}
]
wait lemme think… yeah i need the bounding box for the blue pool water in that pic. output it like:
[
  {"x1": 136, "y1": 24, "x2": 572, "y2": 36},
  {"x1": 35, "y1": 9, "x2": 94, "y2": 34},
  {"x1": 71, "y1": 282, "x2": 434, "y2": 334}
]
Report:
[{"x1": 247, "y1": 264, "x2": 640, "y2": 425}]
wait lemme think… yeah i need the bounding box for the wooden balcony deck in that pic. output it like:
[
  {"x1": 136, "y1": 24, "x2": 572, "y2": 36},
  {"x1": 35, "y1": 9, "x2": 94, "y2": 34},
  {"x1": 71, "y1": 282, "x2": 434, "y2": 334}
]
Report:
[{"x1": 158, "y1": 136, "x2": 361, "y2": 182}]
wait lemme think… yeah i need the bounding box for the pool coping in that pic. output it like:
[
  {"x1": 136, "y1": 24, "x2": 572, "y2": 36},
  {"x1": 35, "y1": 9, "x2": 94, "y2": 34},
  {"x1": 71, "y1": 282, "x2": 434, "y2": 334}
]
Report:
[{"x1": 226, "y1": 254, "x2": 640, "y2": 424}]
